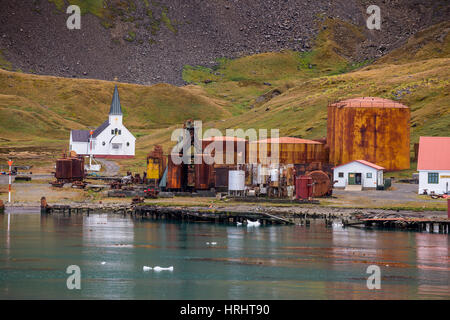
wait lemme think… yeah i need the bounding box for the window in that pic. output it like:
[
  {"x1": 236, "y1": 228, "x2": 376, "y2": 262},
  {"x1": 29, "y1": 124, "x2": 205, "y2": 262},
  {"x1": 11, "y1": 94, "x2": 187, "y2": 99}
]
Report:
[
  {"x1": 102, "y1": 141, "x2": 105, "y2": 146},
  {"x1": 338, "y1": 172, "x2": 344, "y2": 178},
  {"x1": 119, "y1": 130, "x2": 122, "y2": 135},
  {"x1": 428, "y1": 172, "x2": 439, "y2": 184},
  {"x1": 366, "y1": 172, "x2": 372, "y2": 179},
  {"x1": 126, "y1": 142, "x2": 130, "y2": 147},
  {"x1": 111, "y1": 129, "x2": 114, "y2": 135}
]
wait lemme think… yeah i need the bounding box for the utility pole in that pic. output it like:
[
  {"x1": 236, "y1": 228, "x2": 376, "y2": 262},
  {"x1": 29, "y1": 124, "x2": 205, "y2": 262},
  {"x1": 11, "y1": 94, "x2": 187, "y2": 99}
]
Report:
[{"x1": 7, "y1": 159, "x2": 13, "y2": 203}]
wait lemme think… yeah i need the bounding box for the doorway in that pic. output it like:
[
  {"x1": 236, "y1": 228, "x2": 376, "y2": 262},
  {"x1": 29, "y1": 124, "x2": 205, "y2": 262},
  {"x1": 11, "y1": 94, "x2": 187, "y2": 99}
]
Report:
[{"x1": 348, "y1": 173, "x2": 362, "y2": 185}]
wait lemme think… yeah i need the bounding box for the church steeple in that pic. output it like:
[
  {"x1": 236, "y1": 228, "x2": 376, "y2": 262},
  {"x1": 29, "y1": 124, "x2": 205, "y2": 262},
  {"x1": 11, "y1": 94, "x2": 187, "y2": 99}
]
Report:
[{"x1": 109, "y1": 85, "x2": 123, "y2": 116}]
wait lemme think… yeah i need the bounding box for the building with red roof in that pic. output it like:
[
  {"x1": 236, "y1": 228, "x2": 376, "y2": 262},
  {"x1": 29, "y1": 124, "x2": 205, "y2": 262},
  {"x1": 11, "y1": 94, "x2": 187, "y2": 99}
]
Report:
[
  {"x1": 333, "y1": 160, "x2": 385, "y2": 190},
  {"x1": 417, "y1": 137, "x2": 450, "y2": 195}
]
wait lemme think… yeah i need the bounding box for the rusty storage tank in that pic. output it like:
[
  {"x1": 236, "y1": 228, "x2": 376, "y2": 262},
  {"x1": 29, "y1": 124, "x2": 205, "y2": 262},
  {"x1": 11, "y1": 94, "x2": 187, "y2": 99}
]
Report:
[
  {"x1": 307, "y1": 170, "x2": 332, "y2": 197},
  {"x1": 166, "y1": 155, "x2": 182, "y2": 190},
  {"x1": 194, "y1": 154, "x2": 214, "y2": 190},
  {"x1": 327, "y1": 97, "x2": 410, "y2": 171},
  {"x1": 295, "y1": 176, "x2": 313, "y2": 200},
  {"x1": 201, "y1": 136, "x2": 248, "y2": 165},
  {"x1": 250, "y1": 137, "x2": 326, "y2": 165}
]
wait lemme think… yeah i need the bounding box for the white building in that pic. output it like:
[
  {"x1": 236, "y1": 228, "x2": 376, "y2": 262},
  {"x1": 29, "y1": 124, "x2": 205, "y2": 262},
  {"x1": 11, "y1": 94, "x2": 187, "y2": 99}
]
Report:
[
  {"x1": 333, "y1": 160, "x2": 385, "y2": 190},
  {"x1": 417, "y1": 136, "x2": 450, "y2": 195},
  {"x1": 69, "y1": 85, "x2": 136, "y2": 159}
]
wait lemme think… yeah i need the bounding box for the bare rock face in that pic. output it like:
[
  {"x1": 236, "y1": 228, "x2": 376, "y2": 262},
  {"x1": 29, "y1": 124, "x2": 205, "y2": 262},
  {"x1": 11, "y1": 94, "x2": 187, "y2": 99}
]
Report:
[{"x1": 0, "y1": 0, "x2": 448, "y2": 85}]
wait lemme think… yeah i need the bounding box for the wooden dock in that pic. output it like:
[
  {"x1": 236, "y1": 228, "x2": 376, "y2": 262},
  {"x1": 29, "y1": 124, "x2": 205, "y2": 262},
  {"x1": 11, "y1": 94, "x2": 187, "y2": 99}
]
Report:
[
  {"x1": 37, "y1": 197, "x2": 449, "y2": 232},
  {"x1": 343, "y1": 217, "x2": 449, "y2": 233},
  {"x1": 41, "y1": 203, "x2": 302, "y2": 225}
]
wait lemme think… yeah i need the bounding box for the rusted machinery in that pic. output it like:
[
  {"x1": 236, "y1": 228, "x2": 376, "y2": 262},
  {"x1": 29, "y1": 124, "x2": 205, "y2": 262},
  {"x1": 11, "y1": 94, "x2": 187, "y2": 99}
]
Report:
[
  {"x1": 51, "y1": 153, "x2": 85, "y2": 187},
  {"x1": 307, "y1": 170, "x2": 332, "y2": 197},
  {"x1": 327, "y1": 97, "x2": 410, "y2": 171},
  {"x1": 146, "y1": 145, "x2": 166, "y2": 184}
]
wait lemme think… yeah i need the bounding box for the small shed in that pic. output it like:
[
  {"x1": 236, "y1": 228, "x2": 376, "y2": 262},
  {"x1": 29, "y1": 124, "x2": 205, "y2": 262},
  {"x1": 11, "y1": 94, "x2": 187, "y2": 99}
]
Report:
[{"x1": 333, "y1": 160, "x2": 385, "y2": 190}]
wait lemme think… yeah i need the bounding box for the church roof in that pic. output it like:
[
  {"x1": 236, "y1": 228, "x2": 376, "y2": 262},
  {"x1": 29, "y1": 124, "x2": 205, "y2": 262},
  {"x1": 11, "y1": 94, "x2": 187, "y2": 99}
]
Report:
[
  {"x1": 93, "y1": 120, "x2": 110, "y2": 137},
  {"x1": 71, "y1": 120, "x2": 110, "y2": 142},
  {"x1": 71, "y1": 130, "x2": 91, "y2": 142},
  {"x1": 109, "y1": 85, "x2": 123, "y2": 115}
]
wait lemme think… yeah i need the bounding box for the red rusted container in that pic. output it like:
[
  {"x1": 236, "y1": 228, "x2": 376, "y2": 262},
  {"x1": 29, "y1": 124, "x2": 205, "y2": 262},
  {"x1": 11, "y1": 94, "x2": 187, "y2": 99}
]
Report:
[
  {"x1": 71, "y1": 157, "x2": 85, "y2": 181},
  {"x1": 296, "y1": 176, "x2": 313, "y2": 200},
  {"x1": 55, "y1": 159, "x2": 72, "y2": 180}
]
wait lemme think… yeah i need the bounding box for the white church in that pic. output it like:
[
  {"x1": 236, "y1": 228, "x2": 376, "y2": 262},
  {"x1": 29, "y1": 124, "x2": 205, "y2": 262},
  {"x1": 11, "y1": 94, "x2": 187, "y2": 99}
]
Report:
[{"x1": 69, "y1": 85, "x2": 136, "y2": 159}]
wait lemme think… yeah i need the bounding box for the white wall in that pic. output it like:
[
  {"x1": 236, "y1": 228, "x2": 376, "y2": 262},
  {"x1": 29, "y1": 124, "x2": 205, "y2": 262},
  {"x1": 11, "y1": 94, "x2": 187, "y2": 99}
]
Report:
[
  {"x1": 333, "y1": 161, "x2": 382, "y2": 189},
  {"x1": 418, "y1": 170, "x2": 450, "y2": 195},
  {"x1": 70, "y1": 141, "x2": 89, "y2": 155},
  {"x1": 91, "y1": 122, "x2": 135, "y2": 156}
]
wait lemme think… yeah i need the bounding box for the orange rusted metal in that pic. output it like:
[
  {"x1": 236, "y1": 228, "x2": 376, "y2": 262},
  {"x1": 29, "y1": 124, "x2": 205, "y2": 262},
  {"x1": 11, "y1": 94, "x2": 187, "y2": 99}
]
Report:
[
  {"x1": 166, "y1": 155, "x2": 182, "y2": 190},
  {"x1": 327, "y1": 97, "x2": 410, "y2": 171},
  {"x1": 250, "y1": 137, "x2": 327, "y2": 165},
  {"x1": 201, "y1": 136, "x2": 248, "y2": 165}
]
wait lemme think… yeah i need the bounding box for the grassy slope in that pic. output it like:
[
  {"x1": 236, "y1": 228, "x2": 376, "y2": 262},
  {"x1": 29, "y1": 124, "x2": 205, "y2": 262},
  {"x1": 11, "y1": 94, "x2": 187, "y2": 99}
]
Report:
[
  {"x1": 0, "y1": 19, "x2": 448, "y2": 175},
  {"x1": 0, "y1": 70, "x2": 230, "y2": 143}
]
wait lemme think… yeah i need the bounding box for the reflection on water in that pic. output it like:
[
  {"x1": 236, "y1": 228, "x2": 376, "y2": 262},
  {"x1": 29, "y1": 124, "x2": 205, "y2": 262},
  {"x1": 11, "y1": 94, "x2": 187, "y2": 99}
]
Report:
[{"x1": 0, "y1": 213, "x2": 449, "y2": 299}]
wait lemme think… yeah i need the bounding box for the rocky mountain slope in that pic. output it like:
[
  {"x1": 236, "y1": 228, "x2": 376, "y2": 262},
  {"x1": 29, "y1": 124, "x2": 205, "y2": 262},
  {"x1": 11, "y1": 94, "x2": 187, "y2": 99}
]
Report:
[{"x1": 0, "y1": 0, "x2": 448, "y2": 85}]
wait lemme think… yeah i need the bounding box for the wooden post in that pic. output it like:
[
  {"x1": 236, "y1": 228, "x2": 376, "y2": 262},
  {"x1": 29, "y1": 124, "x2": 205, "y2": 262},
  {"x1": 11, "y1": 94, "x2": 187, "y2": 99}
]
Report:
[{"x1": 40, "y1": 197, "x2": 48, "y2": 214}]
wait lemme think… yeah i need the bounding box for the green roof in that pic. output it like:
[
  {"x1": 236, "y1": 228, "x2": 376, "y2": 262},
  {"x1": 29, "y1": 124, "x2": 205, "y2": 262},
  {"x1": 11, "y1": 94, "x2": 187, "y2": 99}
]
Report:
[{"x1": 109, "y1": 85, "x2": 123, "y2": 115}]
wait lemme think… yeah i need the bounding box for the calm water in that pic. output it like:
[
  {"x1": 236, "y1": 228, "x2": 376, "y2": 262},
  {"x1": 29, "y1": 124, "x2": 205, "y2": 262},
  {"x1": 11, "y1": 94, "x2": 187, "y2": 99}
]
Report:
[{"x1": 0, "y1": 212, "x2": 448, "y2": 300}]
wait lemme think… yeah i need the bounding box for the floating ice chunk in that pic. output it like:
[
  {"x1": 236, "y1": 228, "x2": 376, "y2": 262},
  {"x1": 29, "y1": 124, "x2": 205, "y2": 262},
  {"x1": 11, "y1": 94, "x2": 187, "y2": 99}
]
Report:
[
  {"x1": 143, "y1": 266, "x2": 152, "y2": 271},
  {"x1": 153, "y1": 266, "x2": 174, "y2": 272},
  {"x1": 236, "y1": 222, "x2": 243, "y2": 226},
  {"x1": 101, "y1": 261, "x2": 106, "y2": 265},
  {"x1": 247, "y1": 220, "x2": 261, "y2": 227},
  {"x1": 210, "y1": 242, "x2": 217, "y2": 245}
]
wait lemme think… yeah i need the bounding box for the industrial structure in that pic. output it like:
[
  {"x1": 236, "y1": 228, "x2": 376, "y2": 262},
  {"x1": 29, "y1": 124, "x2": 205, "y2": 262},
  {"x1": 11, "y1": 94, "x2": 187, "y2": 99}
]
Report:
[
  {"x1": 327, "y1": 97, "x2": 410, "y2": 171},
  {"x1": 113, "y1": 96, "x2": 413, "y2": 201}
]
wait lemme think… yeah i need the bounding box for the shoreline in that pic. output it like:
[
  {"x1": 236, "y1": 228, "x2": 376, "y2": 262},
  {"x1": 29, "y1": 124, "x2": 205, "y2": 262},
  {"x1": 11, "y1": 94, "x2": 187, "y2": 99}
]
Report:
[{"x1": 4, "y1": 200, "x2": 447, "y2": 219}]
